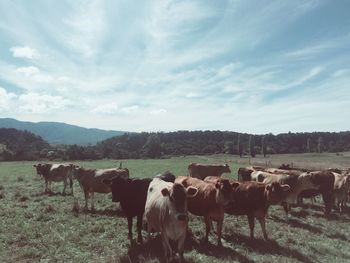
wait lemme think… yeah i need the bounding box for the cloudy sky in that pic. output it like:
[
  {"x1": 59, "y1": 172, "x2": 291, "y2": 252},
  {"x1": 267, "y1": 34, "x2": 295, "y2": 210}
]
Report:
[{"x1": 0, "y1": 0, "x2": 349, "y2": 134}]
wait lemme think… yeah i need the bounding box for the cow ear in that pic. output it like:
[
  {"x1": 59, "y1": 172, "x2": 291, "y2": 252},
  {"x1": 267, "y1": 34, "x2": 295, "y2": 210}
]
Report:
[
  {"x1": 161, "y1": 188, "x2": 169, "y2": 196},
  {"x1": 186, "y1": 186, "x2": 198, "y2": 197},
  {"x1": 102, "y1": 179, "x2": 112, "y2": 185},
  {"x1": 231, "y1": 182, "x2": 239, "y2": 189},
  {"x1": 281, "y1": 184, "x2": 290, "y2": 191}
]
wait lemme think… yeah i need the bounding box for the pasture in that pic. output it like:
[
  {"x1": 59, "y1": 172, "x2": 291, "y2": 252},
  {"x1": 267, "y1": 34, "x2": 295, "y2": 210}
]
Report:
[{"x1": 0, "y1": 154, "x2": 350, "y2": 263}]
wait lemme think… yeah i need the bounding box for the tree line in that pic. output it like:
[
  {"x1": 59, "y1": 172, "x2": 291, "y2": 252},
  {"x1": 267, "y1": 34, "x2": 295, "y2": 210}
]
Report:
[{"x1": 1, "y1": 128, "x2": 350, "y2": 161}]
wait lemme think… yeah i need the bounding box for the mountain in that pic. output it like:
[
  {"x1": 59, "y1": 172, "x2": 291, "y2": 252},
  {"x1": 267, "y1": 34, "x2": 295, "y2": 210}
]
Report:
[{"x1": 0, "y1": 118, "x2": 125, "y2": 145}]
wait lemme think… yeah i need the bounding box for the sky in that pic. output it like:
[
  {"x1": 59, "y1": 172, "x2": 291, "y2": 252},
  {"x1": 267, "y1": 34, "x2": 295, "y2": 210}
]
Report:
[{"x1": 0, "y1": 0, "x2": 349, "y2": 134}]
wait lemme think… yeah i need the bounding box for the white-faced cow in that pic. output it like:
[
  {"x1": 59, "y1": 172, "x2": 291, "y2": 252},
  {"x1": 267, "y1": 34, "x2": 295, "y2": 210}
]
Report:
[
  {"x1": 188, "y1": 163, "x2": 231, "y2": 180},
  {"x1": 145, "y1": 177, "x2": 197, "y2": 262},
  {"x1": 73, "y1": 166, "x2": 129, "y2": 211},
  {"x1": 33, "y1": 163, "x2": 75, "y2": 195}
]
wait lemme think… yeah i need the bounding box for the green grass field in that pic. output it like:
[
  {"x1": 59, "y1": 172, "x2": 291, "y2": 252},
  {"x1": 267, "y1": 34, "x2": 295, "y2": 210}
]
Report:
[{"x1": 0, "y1": 154, "x2": 350, "y2": 263}]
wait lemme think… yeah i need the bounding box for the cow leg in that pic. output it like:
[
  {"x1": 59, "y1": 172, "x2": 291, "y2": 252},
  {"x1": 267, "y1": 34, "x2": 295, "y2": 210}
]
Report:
[
  {"x1": 216, "y1": 217, "x2": 223, "y2": 246},
  {"x1": 258, "y1": 217, "x2": 268, "y2": 240},
  {"x1": 136, "y1": 214, "x2": 143, "y2": 243},
  {"x1": 127, "y1": 216, "x2": 133, "y2": 242},
  {"x1": 204, "y1": 216, "x2": 211, "y2": 244},
  {"x1": 70, "y1": 175, "x2": 74, "y2": 195},
  {"x1": 247, "y1": 215, "x2": 255, "y2": 238},
  {"x1": 91, "y1": 192, "x2": 95, "y2": 211},
  {"x1": 62, "y1": 179, "x2": 67, "y2": 195},
  {"x1": 178, "y1": 231, "x2": 186, "y2": 262},
  {"x1": 161, "y1": 231, "x2": 172, "y2": 262},
  {"x1": 83, "y1": 189, "x2": 89, "y2": 210},
  {"x1": 45, "y1": 179, "x2": 49, "y2": 193},
  {"x1": 282, "y1": 202, "x2": 290, "y2": 220}
]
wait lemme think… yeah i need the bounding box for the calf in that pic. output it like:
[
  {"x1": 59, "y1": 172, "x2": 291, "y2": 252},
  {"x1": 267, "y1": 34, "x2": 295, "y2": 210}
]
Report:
[
  {"x1": 33, "y1": 163, "x2": 75, "y2": 194},
  {"x1": 333, "y1": 172, "x2": 350, "y2": 213},
  {"x1": 188, "y1": 163, "x2": 231, "y2": 180},
  {"x1": 175, "y1": 176, "x2": 232, "y2": 246},
  {"x1": 145, "y1": 178, "x2": 197, "y2": 261},
  {"x1": 103, "y1": 177, "x2": 152, "y2": 243},
  {"x1": 205, "y1": 176, "x2": 289, "y2": 240},
  {"x1": 73, "y1": 167, "x2": 129, "y2": 210}
]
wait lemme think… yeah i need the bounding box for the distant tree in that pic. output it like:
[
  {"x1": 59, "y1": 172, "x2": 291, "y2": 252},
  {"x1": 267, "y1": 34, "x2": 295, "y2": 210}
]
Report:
[
  {"x1": 224, "y1": 141, "x2": 235, "y2": 154},
  {"x1": 249, "y1": 135, "x2": 255, "y2": 157},
  {"x1": 143, "y1": 134, "x2": 162, "y2": 158},
  {"x1": 307, "y1": 137, "x2": 311, "y2": 153},
  {"x1": 261, "y1": 136, "x2": 267, "y2": 157},
  {"x1": 318, "y1": 136, "x2": 323, "y2": 153},
  {"x1": 237, "y1": 134, "x2": 243, "y2": 157}
]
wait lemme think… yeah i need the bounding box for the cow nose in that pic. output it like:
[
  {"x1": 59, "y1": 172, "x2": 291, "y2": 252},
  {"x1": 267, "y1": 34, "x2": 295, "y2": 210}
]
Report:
[{"x1": 177, "y1": 214, "x2": 187, "y2": 221}]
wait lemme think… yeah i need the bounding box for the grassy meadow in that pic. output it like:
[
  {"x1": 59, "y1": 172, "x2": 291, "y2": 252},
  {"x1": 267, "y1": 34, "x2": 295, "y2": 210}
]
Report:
[{"x1": 0, "y1": 154, "x2": 350, "y2": 262}]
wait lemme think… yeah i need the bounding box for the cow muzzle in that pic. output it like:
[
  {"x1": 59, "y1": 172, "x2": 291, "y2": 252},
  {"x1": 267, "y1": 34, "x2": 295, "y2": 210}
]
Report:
[{"x1": 177, "y1": 214, "x2": 188, "y2": 221}]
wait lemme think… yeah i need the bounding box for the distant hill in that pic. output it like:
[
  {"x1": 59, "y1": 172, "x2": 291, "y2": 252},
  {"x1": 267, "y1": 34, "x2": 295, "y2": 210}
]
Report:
[
  {"x1": 0, "y1": 128, "x2": 49, "y2": 160},
  {"x1": 0, "y1": 118, "x2": 125, "y2": 145}
]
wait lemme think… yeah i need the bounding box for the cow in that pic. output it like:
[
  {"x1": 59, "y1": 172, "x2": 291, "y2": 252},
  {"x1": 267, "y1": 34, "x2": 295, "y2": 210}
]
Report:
[
  {"x1": 102, "y1": 172, "x2": 176, "y2": 244},
  {"x1": 188, "y1": 163, "x2": 231, "y2": 180},
  {"x1": 33, "y1": 163, "x2": 75, "y2": 195},
  {"x1": 175, "y1": 176, "x2": 232, "y2": 246},
  {"x1": 333, "y1": 172, "x2": 350, "y2": 213},
  {"x1": 204, "y1": 176, "x2": 290, "y2": 240},
  {"x1": 73, "y1": 167, "x2": 129, "y2": 211},
  {"x1": 253, "y1": 171, "x2": 320, "y2": 217},
  {"x1": 297, "y1": 171, "x2": 335, "y2": 216},
  {"x1": 145, "y1": 177, "x2": 198, "y2": 262}
]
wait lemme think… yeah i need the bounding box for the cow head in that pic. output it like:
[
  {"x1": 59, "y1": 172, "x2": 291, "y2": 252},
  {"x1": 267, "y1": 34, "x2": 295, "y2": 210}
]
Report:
[
  {"x1": 215, "y1": 178, "x2": 233, "y2": 206},
  {"x1": 33, "y1": 163, "x2": 51, "y2": 177},
  {"x1": 161, "y1": 183, "x2": 198, "y2": 221},
  {"x1": 265, "y1": 182, "x2": 290, "y2": 205},
  {"x1": 102, "y1": 177, "x2": 128, "y2": 202},
  {"x1": 222, "y1": 163, "x2": 231, "y2": 173}
]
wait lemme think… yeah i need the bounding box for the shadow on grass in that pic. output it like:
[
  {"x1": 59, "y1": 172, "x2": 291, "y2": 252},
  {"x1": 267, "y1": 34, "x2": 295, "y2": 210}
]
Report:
[
  {"x1": 270, "y1": 215, "x2": 323, "y2": 234},
  {"x1": 118, "y1": 234, "x2": 254, "y2": 263},
  {"x1": 82, "y1": 208, "x2": 125, "y2": 217},
  {"x1": 31, "y1": 191, "x2": 73, "y2": 197},
  {"x1": 224, "y1": 232, "x2": 315, "y2": 263},
  {"x1": 186, "y1": 236, "x2": 254, "y2": 263}
]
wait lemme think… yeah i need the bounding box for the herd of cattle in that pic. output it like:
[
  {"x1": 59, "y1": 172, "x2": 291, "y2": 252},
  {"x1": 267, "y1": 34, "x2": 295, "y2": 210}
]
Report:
[{"x1": 32, "y1": 162, "x2": 350, "y2": 262}]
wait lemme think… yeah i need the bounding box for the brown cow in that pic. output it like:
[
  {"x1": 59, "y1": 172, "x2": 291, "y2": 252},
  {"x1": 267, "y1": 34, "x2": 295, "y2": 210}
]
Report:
[
  {"x1": 205, "y1": 176, "x2": 290, "y2": 240},
  {"x1": 73, "y1": 166, "x2": 129, "y2": 210},
  {"x1": 33, "y1": 163, "x2": 75, "y2": 194},
  {"x1": 145, "y1": 177, "x2": 197, "y2": 262},
  {"x1": 188, "y1": 163, "x2": 231, "y2": 180},
  {"x1": 175, "y1": 176, "x2": 233, "y2": 246}
]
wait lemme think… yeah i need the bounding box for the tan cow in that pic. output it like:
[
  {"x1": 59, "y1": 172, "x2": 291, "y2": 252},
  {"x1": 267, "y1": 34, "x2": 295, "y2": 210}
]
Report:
[
  {"x1": 333, "y1": 172, "x2": 350, "y2": 213},
  {"x1": 33, "y1": 163, "x2": 75, "y2": 195},
  {"x1": 145, "y1": 177, "x2": 197, "y2": 262},
  {"x1": 205, "y1": 176, "x2": 289, "y2": 240},
  {"x1": 73, "y1": 166, "x2": 129, "y2": 210},
  {"x1": 175, "y1": 176, "x2": 232, "y2": 246},
  {"x1": 188, "y1": 163, "x2": 231, "y2": 180}
]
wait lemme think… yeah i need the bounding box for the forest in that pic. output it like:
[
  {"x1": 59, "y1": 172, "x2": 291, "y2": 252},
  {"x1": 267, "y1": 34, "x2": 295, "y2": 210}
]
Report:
[{"x1": 1, "y1": 128, "x2": 350, "y2": 161}]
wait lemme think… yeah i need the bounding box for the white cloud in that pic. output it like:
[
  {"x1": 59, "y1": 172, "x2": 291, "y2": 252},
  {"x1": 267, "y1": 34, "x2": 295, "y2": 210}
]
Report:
[
  {"x1": 121, "y1": 105, "x2": 139, "y2": 113},
  {"x1": 150, "y1": 108, "x2": 167, "y2": 115},
  {"x1": 19, "y1": 93, "x2": 71, "y2": 114},
  {"x1": 9, "y1": 46, "x2": 39, "y2": 59},
  {"x1": 15, "y1": 66, "x2": 40, "y2": 76},
  {"x1": 0, "y1": 87, "x2": 17, "y2": 111},
  {"x1": 185, "y1": 92, "x2": 199, "y2": 98},
  {"x1": 92, "y1": 103, "x2": 119, "y2": 114}
]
